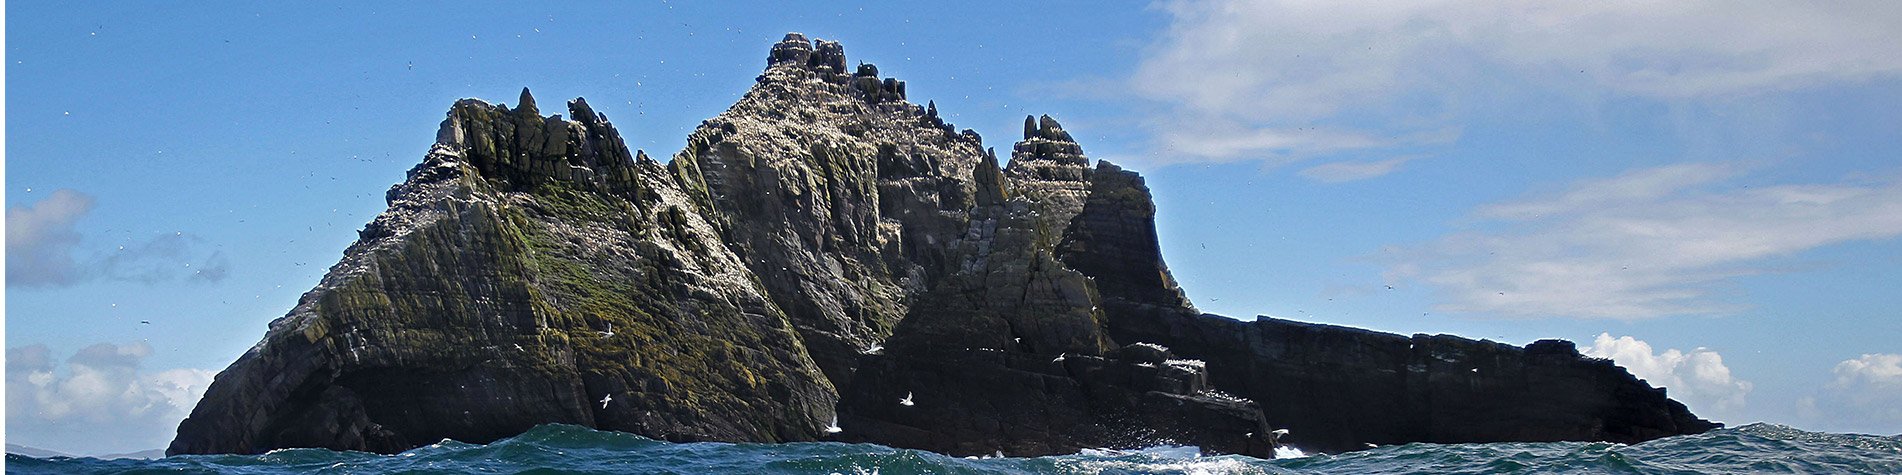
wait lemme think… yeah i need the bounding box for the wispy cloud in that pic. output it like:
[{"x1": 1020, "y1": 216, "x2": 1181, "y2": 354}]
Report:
[
  {"x1": 1383, "y1": 163, "x2": 1902, "y2": 319},
  {"x1": 1125, "y1": 0, "x2": 1902, "y2": 164},
  {"x1": 1157, "y1": 125, "x2": 1383, "y2": 162},
  {"x1": 1799, "y1": 353, "x2": 1902, "y2": 434},
  {"x1": 95, "y1": 235, "x2": 232, "y2": 285},
  {"x1": 1584, "y1": 333, "x2": 1751, "y2": 420},
  {"x1": 7, "y1": 342, "x2": 216, "y2": 454},
  {"x1": 1298, "y1": 156, "x2": 1422, "y2": 183},
  {"x1": 6, "y1": 189, "x2": 229, "y2": 288}
]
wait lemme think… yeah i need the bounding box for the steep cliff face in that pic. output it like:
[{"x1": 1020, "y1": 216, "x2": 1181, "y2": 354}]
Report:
[
  {"x1": 169, "y1": 89, "x2": 837, "y2": 455},
  {"x1": 666, "y1": 32, "x2": 984, "y2": 388},
  {"x1": 172, "y1": 33, "x2": 1715, "y2": 457},
  {"x1": 834, "y1": 133, "x2": 1275, "y2": 457}
]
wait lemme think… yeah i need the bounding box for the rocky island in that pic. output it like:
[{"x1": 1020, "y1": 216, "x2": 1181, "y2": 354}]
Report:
[{"x1": 168, "y1": 34, "x2": 1718, "y2": 458}]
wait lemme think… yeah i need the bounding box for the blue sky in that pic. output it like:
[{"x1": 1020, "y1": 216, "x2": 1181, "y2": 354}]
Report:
[{"x1": 7, "y1": 1, "x2": 1901, "y2": 454}]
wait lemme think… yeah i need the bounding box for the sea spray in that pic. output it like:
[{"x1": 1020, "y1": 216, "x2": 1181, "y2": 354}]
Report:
[{"x1": 1273, "y1": 446, "x2": 1309, "y2": 459}]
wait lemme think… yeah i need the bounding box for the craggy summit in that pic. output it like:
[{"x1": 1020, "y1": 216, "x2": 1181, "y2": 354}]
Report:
[{"x1": 170, "y1": 34, "x2": 1717, "y2": 458}]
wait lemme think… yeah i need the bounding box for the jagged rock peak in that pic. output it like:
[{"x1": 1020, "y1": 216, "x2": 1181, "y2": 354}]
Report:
[
  {"x1": 1004, "y1": 113, "x2": 1094, "y2": 233},
  {"x1": 767, "y1": 32, "x2": 846, "y2": 73},
  {"x1": 568, "y1": 97, "x2": 607, "y2": 126},
  {"x1": 811, "y1": 40, "x2": 848, "y2": 73},
  {"x1": 1022, "y1": 114, "x2": 1075, "y2": 143},
  {"x1": 763, "y1": 32, "x2": 907, "y2": 103},
  {"x1": 1010, "y1": 114, "x2": 1087, "y2": 168},
  {"x1": 1006, "y1": 114, "x2": 1090, "y2": 179},
  {"x1": 516, "y1": 87, "x2": 540, "y2": 117},
  {"x1": 1038, "y1": 115, "x2": 1074, "y2": 142},
  {"x1": 430, "y1": 91, "x2": 643, "y2": 198},
  {"x1": 973, "y1": 147, "x2": 1009, "y2": 206},
  {"x1": 767, "y1": 32, "x2": 814, "y2": 66}
]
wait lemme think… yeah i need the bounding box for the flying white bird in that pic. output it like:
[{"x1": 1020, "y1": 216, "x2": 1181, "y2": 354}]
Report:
[
  {"x1": 899, "y1": 392, "x2": 915, "y2": 406},
  {"x1": 1052, "y1": 353, "x2": 1067, "y2": 363},
  {"x1": 824, "y1": 416, "x2": 843, "y2": 434},
  {"x1": 861, "y1": 344, "x2": 883, "y2": 355},
  {"x1": 600, "y1": 393, "x2": 613, "y2": 409},
  {"x1": 599, "y1": 322, "x2": 615, "y2": 338}
]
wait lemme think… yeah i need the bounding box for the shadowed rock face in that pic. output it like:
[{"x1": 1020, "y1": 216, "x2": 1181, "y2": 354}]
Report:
[
  {"x1": 170, "y1": 33, "x2": 1715, "y2": 457},
  {"x1": 835, "y1": 152, "x2": 1274, "y2": 457}
]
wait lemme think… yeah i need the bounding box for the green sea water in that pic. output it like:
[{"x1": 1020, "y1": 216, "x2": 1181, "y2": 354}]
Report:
[{"x1": 10, "y1": 423, "x2": 1900, "y2": 474}]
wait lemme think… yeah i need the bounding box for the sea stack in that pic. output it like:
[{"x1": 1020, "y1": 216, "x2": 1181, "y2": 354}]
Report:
[{"x1": 169, "y1": 33, "x2": 1717, "y2": 457}]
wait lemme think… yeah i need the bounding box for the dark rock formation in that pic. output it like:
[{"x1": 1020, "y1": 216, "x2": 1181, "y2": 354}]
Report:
[
  {"x1": 1049, "y1": 153, "x2": 1719, "y2": 454},
  {"x1": 170, "y1": 33, "x2": 1716, "y2": 458},
  {"x1": 1104, "y1": 314, "x2": 1721, "y2": 454},
  {"x1": 834, "y1": 140, "x2": 1273, "y2": 456}
]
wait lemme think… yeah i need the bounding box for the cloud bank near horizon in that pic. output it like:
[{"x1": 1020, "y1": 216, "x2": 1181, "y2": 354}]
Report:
[
  {"x1": 1800, "y1": 353, "x2": 1902, "y2": 434},
  {"x1": 7, "y1": 342, "x2": 215, "y2": 455}
]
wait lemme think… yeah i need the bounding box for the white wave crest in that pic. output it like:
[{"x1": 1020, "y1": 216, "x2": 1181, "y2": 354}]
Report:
[{"x1": 1068, "y1": 445, "x2": 1272, "y2": 475}]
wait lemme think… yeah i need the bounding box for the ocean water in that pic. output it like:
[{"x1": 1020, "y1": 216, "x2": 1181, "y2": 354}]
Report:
[{"x1": 10, "y1": 423, "x2": 1900, "y2": 474}]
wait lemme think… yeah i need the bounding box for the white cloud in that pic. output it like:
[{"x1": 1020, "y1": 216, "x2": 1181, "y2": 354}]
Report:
[
  {"x1": 1383, "y1": 163, "x2": 1902, "y2": 319},
  {"x1": 5, "y1": 189, "x2": 230, "y2": 288},
  {"x1": 1830, "y1": 353, "x2": 1902, "y2": 387},
  {"x1": 7, "y1": 342, "x2": 217, "y2": 455},
  {"x1": 1800, "y1": 353, "x2": 1902, "y2": 433},
  {"x1": 1127, "y1": 0, "x2": 1902, "y2": 163},
  {"x1": 1298, "y1": 156, "x2": 1421, "y2": 183},
  {"x1": 1583, "y1": 333, "x2": 1751, "y2": 419}
]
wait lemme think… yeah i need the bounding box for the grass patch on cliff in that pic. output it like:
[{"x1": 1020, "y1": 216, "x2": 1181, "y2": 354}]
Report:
[{"x1": 504, "y1": 184, "x2": 789, "y2": 432}]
